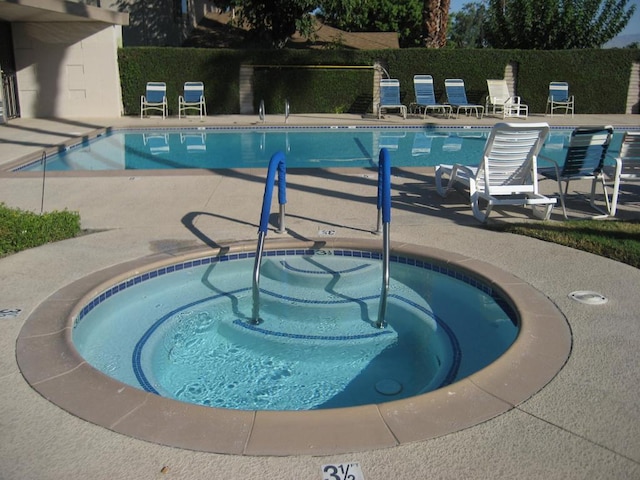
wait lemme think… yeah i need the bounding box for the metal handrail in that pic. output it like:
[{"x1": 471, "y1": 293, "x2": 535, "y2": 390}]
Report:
[
  {"x1": 376, "y1": 148, "x2": 391, "y2": 329},
  {"x1": 285, "y1": 99, "x2": 290, "y2": 123},
  {"x1": 259, "y1": 99, "x2": 265, "y2": 123},
  {"x1": 40, "y1": 151, "x2": 47, "y2": 214},
  {"x1": 251, "y1": 151, "x2": 287, "y2": 324}
]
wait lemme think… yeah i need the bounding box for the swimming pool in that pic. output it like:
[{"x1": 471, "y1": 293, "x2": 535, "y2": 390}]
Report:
[{"x1": 12, "y1": 126, "x2": 629, "y2": 172}]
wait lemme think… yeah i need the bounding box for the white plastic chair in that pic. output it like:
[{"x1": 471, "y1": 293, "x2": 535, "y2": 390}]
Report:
[
  {"x1": 435, "y1": 122, "x2": 555, "y2": 222},
  {"x1": 485, "y1": 79, "x2": 528, "y2": 118}
]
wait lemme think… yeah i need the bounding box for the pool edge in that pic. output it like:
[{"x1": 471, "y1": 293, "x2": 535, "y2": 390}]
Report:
[{"x1": 16, "y1": 237, "x2": 571, "y2": 456}]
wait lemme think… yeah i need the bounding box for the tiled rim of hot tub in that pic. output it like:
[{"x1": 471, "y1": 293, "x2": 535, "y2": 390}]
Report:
[{"x1": 16, "y1": 237, "x2": 571, "y2": 456}]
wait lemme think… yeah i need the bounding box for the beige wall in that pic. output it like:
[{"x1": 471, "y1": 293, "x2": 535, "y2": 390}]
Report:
[{"x1": 12, "y1": 21, "x2": 123, "y2": 118}]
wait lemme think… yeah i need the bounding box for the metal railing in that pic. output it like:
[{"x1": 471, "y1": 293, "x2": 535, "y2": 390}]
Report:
[
  {"x1": 251, "y1": 151, "x2": 287, "y2": 324},
  {"x1": 376, "y1": 148, "x2": 391, "y2": 329}
]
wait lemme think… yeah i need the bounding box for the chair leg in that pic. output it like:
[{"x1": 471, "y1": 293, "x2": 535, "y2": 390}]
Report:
[
  {"x1": 609, "y1": 178, "x2": 620, "y2": 217},
  {"x1": 531, "y1": 202, "x2": 554, "y2": 220},
  {"x1": 558, "y1": 179, "x2": 569, "y2": 219},
  {"x1": 470, "y1": 192, "x2": 492, "y2": 222},
  {"x1": 589, "y1": 175, "x2": 612, "y2": 217}
]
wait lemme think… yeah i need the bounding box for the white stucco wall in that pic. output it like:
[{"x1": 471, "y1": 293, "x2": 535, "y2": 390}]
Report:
[{"x1": 12, "y1": 22, "x2": 123, "y2": 118}]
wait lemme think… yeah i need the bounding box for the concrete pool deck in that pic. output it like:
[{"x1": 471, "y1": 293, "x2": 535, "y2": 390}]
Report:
[{"x1": 1, "y1": 113, "x2": 639, "y2": 478}]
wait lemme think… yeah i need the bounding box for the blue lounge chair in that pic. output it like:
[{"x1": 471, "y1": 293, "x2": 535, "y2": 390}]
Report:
[
  {"x1": 376, "y1": 79, "x2": 407, "y2": 119},
  {"x1": 546, "y1": 82, "x2": 574, "y2": 117},
  {"x1": 538, "y1": 126, "x2": 613, "y2": 218},
  {"x1": 435, "y1": 122, "x2": 555, "y2": 222},
  {"x1": 445, "y1": 79, "x2": 484, "y2": 119},
  {"x1": 140, "y1": 82, "x2": 168, "y2": 119},
  {"x1": 411, "y1": 75, "x2": 452, "y2": 118},
  {"x1": 178, "y1": 81, "x2": 206, "y2": 119}
]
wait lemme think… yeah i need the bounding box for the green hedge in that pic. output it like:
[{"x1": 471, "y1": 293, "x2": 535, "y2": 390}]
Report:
[
  {"x1": 119, "y1": 48, "x2": 640, "y2": 116},
  {"x1": 0, "y1": 203, "x2": 81, "y2": 257}
]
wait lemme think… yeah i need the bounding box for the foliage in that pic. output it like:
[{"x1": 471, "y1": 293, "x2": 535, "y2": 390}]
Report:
[
  {"x1": 214, "y1": 0, "x2": 317, "y2": 48},
  {"x1": 484, "y1": 0, "x2": 636, "y2": 49},
  {"x1": 448, "y1": 2, "x2": 488, "y2": 48},
  {"x1": 0, "y1": 203, "x2": 81, "y2": 257},
  {"x1": 489, "y1": 220, "x2": 640, "y2": 269},
  {"x1": 118, "y1": 47, "x2": 640, "y2": 116},
  {"x1": 319, "y1": 0, "x2": 424, "y2": 47}
]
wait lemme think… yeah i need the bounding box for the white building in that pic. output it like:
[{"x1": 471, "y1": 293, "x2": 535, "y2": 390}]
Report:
[{"x1": 0, "y1": 0, "x2": 128, "y2": 121}]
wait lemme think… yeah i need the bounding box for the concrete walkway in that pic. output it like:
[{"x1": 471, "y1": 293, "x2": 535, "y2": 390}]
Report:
[{"x1": 1, "y1": 114, "x2": 639, "y2": 479}]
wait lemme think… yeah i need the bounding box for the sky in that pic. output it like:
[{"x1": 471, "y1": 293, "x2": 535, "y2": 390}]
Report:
[{"x1": 449, "y1": 0, "x2": 640, "y2": 36}]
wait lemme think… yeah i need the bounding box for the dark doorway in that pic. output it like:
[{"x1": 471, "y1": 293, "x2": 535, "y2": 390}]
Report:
[{"x1": 0, "y1": 21, "x2": 20, "y2": 120}]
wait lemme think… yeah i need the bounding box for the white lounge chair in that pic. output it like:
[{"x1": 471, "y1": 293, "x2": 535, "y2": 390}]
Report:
[
  {"x1": 538, "y1": 126, "x2": 613, "y2": 219},
  {"x1": 602, "y1": 131, "x2": 640, "y2": 217},
  {"x1": 435, "y1": 122, "x2": 555, "y2": 222},
  {"x1": 178, "y1": 81, "x2": 206, "y2": 119},
  {"x1": 376, "y1": 79, "x2": 407, "y2": 119},
  {"x1": 546, "y1": 82, "x2": 574, "y2": 117},
  {"x1": 445, "y1": 79, "x2": 484, "y2": 119},
  {"x1": 485, "y1": 79, "x2": 528, "y2": 118},
  {"x1": 140, "y1": 82, "x2": 168, "y2": 119},
  {"x1": 411, "y1": 75, "x2": 452, "y2": 118}
]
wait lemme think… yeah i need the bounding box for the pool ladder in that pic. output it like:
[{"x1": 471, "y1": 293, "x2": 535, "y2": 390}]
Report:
[
  {"x1": 258, "y1": 99, "x2": 290, "y2": 123},
  {"x1": 376, "y1": 148, "x2": 391, "y2": 329},
  {"x1": 251, "y1": 151, "x2": 287, "y2": 324},
  {"x1": 251, "y1": 148, "x2": 391, "y2": 329}
]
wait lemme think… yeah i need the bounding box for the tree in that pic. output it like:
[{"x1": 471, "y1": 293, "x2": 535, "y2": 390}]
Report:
[
  {"x1": 423, "y1": 0, "x2": 451, "y2": 47},
  {"x1": 216, "y1": 0, "x2": 317, "y2": 48},
  {"x1": 449, "y1": 2, "x2": 488, "y2": 48},
  {"x1": 484, "y1": 0, "x2": 636, "y2": 49},
  {"x1": 319, "y1": 0, "x2": 424, "y2": 47}
]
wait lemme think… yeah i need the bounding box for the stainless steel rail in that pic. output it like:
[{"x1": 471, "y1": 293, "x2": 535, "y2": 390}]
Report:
[
  {"x1": 376, "y1": 148, "x2": 391, "y2": 329},
  {"x1": 251, "y1": 151, "x2": 287, "y2": 324}
]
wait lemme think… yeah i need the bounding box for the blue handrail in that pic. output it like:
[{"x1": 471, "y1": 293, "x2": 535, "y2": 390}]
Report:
[
  {"x1": 376, "y1": 148, "x2": 391, "y2": 328},
  {"x1": 252, "y1": 151, "x2": 287, "y2": 324}
]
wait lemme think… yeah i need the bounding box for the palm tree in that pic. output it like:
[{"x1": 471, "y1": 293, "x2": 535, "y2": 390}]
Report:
[{"x1": 423, "y1": 0, "x2": 450, "y2": 48}]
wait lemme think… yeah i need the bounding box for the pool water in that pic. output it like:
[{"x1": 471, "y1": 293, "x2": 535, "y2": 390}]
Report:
[
  {"x1": 15, "y1": 126, "x2": 627, "y2": 172},
  {"x1": 72, "y1": 249, "x2": 518, "y2": 411}
]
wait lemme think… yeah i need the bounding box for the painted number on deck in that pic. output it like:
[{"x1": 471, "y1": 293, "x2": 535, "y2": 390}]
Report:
[
  {"x1": 0, "y1": 308, "x2": 22, "y2": 318},
  {"x1": 322, "y1": 462, "x2": 365, "y2": 480}
]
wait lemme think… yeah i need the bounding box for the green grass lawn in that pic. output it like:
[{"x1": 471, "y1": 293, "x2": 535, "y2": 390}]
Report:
[{"x1": 488, "y1": 219, "x2": 640, "y2": 269}]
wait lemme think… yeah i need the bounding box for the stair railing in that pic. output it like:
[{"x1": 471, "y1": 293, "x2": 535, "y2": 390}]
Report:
[
  {"x1": 376, "y1": 148, "x2": 391, "y2": 329},
  {"x1": 252, "y1": 151, "x2": 287, "y2": 324}
]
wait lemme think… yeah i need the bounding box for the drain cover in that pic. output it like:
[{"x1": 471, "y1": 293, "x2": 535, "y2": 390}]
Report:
[
  {"x1": 568, "y1": 291, "x2": 608, "y2": 305},
  {"x1": 375, "y1": 379, "x2": 403, "y2": 396}
]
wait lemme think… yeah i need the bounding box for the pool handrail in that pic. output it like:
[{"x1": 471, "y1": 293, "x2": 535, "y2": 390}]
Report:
[
  {"x1": 376, "y1": 148, "x2": 391, "y2": 329},
  {"x1": 252, "y1": 151, "x2": 287, "y2": 324}
]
